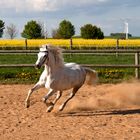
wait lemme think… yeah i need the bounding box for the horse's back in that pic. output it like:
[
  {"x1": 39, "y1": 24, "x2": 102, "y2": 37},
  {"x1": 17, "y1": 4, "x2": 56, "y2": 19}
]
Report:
[
  {"x1": 64, "y1": 62, "x2": 86, "y2": 84},
  {"x1": 65, "y1": 63, "x2": 77, "y2": 67},
  {"x1": 65, "y1": 63, "x2": 83, "y2": 70}
]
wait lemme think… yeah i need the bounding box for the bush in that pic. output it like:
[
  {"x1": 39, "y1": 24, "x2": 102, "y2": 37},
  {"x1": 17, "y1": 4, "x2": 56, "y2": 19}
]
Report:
[{"x1": 80, "y1": 24, "x2": 104, "y2": 39}]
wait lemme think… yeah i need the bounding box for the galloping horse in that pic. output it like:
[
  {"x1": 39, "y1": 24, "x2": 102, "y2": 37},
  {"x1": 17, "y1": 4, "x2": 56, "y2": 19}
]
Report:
[{"x1": 25, "y1": 44, "x2": 98, "y2": 112}]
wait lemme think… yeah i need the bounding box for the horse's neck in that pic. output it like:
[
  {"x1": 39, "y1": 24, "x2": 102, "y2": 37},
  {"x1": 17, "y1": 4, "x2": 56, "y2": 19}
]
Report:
[
  {"x1": 45, "y1": 52, "x2": 64, "y2": 75},
  {"x1": 44, "y1": 62, "x2": 62, "y2": 75},
  {"x1": 44, "y1": 65, "x2": 49, "y2": 75}
]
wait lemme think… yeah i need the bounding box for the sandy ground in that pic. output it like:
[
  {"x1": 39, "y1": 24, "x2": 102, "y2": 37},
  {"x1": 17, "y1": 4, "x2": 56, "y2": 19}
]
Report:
[{"x1": 0, "y1": 82, "x2": 140, "y2": 140}]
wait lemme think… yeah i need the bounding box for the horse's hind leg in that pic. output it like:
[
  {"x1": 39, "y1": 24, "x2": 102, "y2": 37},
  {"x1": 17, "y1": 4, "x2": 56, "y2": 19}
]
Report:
[
  {"x1": 25, "y1": 82, "x2": 43, "y2": 108},
  {"x1": 47, "y1": 91, "x2": 62, "y2": 112},
  {"x1": 59, "y1": 87, "x2": 80, "y2": 111}
]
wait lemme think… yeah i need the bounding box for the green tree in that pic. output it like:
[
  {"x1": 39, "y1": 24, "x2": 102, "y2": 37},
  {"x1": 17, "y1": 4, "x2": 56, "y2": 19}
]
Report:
[
  {"x1": 0, "y1": 20, "x2": 5, "y2": 38},
  {"x1": 57, "y1": 20, "x2": 75, "y2": 39},
  {"x1": 80, "y1": 24, "x2": 104, "y2": 39},
  {"x1": 21, "y1": 20, "x2": 42, "y2": 39},
  {"x1": 97, "y1": 27, "x2": 104, "y2": 39},
  {"x1": 110, "y1": 33, "x2": 132, "y2": 39}
]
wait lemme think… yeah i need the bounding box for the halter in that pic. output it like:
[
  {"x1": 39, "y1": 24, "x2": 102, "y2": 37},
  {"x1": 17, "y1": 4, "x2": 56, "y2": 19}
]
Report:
[
  {"x1": 39, "y1": 45, "x2": 49, "y2": 54},
  {"x1": 42, "y1": 50, "x2": 49, "y2": 61},
  {"x1": 37, "y1": 48, "x2": 49, "y2": 67}
]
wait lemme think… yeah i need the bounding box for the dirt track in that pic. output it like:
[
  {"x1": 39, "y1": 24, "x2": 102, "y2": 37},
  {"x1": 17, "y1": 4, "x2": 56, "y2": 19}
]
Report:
[{"x1": 0, "y1": 83, "x2": 140, "y2": 140}]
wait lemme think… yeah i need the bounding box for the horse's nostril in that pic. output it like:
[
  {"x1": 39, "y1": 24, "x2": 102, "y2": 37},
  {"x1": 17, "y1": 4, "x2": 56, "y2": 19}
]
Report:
[{"x1": 35, "y1": 64, "x2": 40, "y2": 69}]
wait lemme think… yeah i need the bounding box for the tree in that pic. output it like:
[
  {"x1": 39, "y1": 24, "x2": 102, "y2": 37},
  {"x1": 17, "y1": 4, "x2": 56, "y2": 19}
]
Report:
[
  {"x1": 80, "y1": 24, "x2": 104, "y2": 39},
  {"x1": 0, "y1": 20, "x2": 5, "y2": 38},
  {"x1": 80, "y1": 24, "x2": 97, "y2": 39},
  {"x1": 97, "y1": 27, "x2": 104, "y2": 39},
  {"x1": 110, "y1": 33, "x2": 132, "y2": 39},
  {"x1": 57, "y1": 20, "x2": 75, "y2": 39},
  {"x1": 21, "y1": 20, "x2": 42, "y2": 39},
  {"x1": 5, "y1": 23, "x2": 18, "y2": 39}
]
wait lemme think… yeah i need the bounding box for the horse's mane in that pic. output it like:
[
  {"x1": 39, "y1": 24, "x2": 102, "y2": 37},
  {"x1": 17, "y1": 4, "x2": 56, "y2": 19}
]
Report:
[{"x1": 48, "y1": 45, "x2": 64, "y2": 67}]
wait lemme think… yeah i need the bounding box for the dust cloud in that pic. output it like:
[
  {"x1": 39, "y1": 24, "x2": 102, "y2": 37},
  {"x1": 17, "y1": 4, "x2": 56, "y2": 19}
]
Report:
[{"x1": 67, "y1": 81, "x2": 140, "y2": 112}]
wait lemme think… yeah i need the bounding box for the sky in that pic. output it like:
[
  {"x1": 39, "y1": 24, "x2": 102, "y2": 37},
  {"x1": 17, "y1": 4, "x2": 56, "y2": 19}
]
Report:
[{"x1": 0, "y1": 0, "x2": 140, "y2": 38}]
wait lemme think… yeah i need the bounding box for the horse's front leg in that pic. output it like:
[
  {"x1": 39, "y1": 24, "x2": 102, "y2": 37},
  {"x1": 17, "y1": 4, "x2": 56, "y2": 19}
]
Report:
[
  {"x1": 47, "y1": 91, "x2": 62, "y2": 112},
  {"x1": 42, "y1": 89, "x2": 57, "y2": 112},
  {"x1": 25, "y1": 82, "x2": 43, "y2": 108}
]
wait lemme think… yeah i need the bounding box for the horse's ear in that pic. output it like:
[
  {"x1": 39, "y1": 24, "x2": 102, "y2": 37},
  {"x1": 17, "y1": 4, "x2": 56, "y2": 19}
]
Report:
[
  {"x1": 40, "y1": 44, "x2": 48, "y2": 52},
  {"x1": 45, "y1": 44, "x2": 48, "y2": 49},
  {"x1": 45, "y1": 44, "x2": 52, "y2": 49}
]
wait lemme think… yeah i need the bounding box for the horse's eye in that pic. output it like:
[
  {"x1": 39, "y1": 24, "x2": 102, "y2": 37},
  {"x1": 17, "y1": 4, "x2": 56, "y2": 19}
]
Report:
[{"x1": 44, "y1": 54, "x2": 48, "y2": 57}]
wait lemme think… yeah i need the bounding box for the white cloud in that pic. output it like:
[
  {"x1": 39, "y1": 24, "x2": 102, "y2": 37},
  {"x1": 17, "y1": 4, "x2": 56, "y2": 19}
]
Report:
[
  {"x1": 44, "y1": 0, "x2": 109, "y2": 11},
  {"x1": 0, "y1": 0, "x2": 109, "y2": 12},
  {"x1": 0, "y1": 0, "x2": 15, "y2": 8}
]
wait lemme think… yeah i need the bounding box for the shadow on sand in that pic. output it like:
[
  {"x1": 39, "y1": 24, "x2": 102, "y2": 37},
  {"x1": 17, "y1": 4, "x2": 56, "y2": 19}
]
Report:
[{"x1": 55, "y1": 108, "x2": 140, "y2": 117}]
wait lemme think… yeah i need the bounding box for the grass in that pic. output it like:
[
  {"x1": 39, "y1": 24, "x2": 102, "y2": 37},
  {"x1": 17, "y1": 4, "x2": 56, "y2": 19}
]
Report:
[
  {"x1": 0, "y1": 53, "x2": 135, "y2": 64},
  {"x1": 64, "y1": 54, "x2": 135, "y2": 64},
  {"x1": 0, "y1": 54, "x2": 36, "y2": 64},
  {"x1": 0, "y1": 53, "x2": 137, "y2": 84}
]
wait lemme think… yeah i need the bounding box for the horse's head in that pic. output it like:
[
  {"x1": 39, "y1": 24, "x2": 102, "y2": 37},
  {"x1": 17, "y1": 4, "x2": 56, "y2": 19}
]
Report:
[{"x1": 35, "y1": 44, "x2": 49, "y2": 69}]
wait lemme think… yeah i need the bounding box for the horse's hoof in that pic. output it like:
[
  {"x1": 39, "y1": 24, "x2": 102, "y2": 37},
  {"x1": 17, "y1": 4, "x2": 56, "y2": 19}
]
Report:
[
  {"x1": 59, "y1": 105, "x2": 64, "y2": 111},
  {"x1": 47, "y1": 105, "x2": 54, "y2": 112},
  {"x1": 42, "y1": 97, "x2": 46, "y2": 103},
  {"x1": 25, "y1": 102, "x2": 30, "y2": 108}
]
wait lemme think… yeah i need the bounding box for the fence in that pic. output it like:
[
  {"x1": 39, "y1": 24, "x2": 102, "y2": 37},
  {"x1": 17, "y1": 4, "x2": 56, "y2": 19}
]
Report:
[{"x1": 0, "y1": 49, "x2": 140, "y2": 78}]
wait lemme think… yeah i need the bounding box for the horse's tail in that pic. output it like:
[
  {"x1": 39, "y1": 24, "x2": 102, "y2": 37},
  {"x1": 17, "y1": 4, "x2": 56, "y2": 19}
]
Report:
[{"x1": 84, "y1": 67, "x2": 98, "y2": 85}]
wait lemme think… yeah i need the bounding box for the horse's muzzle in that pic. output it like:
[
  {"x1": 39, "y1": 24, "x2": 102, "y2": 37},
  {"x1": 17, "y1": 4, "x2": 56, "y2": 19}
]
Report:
[{"x1": 35, "y1": 64, "x2": 41, "y2": 69}]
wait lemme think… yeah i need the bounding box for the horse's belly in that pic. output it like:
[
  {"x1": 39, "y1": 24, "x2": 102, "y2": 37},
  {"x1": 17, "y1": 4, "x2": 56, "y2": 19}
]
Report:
[
  {"x1": 45, "y1": 78, "x2": 77, "y2": 91},
  {"x1": 55, "y1": 76, "x2": 85, "y2": 90}
]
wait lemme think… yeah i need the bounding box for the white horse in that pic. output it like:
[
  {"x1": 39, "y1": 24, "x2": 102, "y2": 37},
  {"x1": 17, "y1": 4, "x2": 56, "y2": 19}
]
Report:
[{"x1": 25, "y1": 44, "x2": 98, "y2": 112}]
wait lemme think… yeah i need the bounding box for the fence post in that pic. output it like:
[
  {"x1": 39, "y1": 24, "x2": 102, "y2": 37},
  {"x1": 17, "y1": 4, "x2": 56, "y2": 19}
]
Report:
[
  {"x1": 135, "y1": 52, "x2": 139, "y2": 79},
  {"x1": 116, "y1": 39, "x2": 119, "y2": 58},
  {"x1": 25, "y1": 39, "x2": 28, "y2": 50},
  {"x1": 70, "y1": 38, "x2": 73, "y2": 50},
  {"x1": 69, "y1": 38, "x2": 73, "y2": 58}
]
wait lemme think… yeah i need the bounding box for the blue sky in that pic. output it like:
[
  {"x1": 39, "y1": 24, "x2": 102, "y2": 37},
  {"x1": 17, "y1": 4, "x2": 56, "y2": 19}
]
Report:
[{"x1": 1, "y1": 0, "x2": 140, "y2": 38}]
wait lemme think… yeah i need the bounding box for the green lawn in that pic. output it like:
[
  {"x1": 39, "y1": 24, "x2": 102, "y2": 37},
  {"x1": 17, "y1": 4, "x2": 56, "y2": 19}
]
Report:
[
  {"x1": 0, "y1": 53, "x2": 135, "y2": 64},
  {"x1": 0, "y1": 53, "x2": 136, "y2": 84}
]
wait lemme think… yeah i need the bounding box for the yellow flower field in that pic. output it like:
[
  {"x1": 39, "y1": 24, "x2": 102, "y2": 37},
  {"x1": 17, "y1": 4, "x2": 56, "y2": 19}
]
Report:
[
  {"x1": 0, "y1": 38, "x2": 140, "y2": 48},
  {"x1": 27, "y1": 39, "x2": 70, "y2": 47}
]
